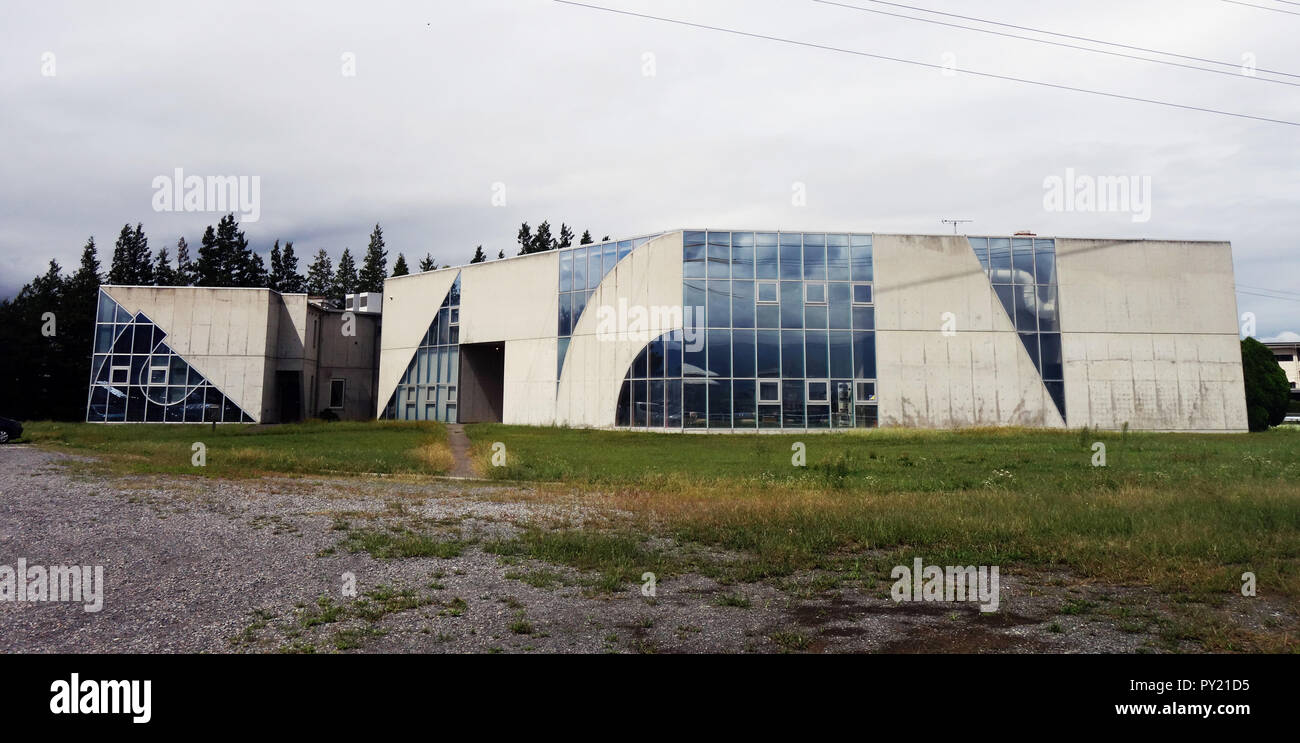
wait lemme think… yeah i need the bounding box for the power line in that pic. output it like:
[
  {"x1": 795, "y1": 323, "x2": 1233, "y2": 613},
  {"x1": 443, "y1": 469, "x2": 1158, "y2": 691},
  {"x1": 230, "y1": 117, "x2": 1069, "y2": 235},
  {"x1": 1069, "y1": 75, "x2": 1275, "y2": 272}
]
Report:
[
  {"x1": 1238, "y1": 283, "x2": 1300, "y2": 297},
  {"x1": 1237, "y1": 289, "x2": 1300, "y2": 303},
  {"x1": 813, "y1": 0, "x2": 1300, "y2": 87},
  {"x1": 819, "y1": 0, "x2": 1300, "y2": 79},
  {"x1": 1222, "y1": 0, "x2": 1300, "y2": 15},
  {"x1": 553, "y1": 1, "x2": 1300, "y2": 127}
]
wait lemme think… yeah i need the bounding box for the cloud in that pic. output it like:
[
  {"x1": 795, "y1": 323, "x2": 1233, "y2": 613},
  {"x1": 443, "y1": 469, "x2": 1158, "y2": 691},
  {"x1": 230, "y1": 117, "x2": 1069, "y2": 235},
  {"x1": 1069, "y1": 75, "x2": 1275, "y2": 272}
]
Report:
[{"x1": 1262, "y1": 331, "x2": 1300, "y2": 343}]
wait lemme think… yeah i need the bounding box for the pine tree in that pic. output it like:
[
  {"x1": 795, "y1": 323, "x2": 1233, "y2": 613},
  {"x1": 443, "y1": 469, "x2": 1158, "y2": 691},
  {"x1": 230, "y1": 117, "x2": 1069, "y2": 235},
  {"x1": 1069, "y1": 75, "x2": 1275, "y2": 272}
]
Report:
[
  {"x1": 516, "y1": 223, "x2": 533, "y2": 256},
  {"x1": 174, "y1": 237, "x2": 197, "y2": 286},
  {"x1": 333, "y1": 248, "x2": 358, "y2": 299},
  {"x1": 419, "y1": 253, "x2": 437, "y2": 272},
  {"x1": 531, "y1": 221, "x2": 554, "y2": 254},
  {"x1": 65, "y1": 237, "x2": 102, "y2": 302},
  {"x1": 558, "y1": 223, "x2": 574, "y2": 249},
  {"x1": 305, "y1": 249, "x2": 334, "y2": 296},
  {"x1": 580, "y1": 230, "x2": 593, "y2": 245},
  {"x1": 392, "y1": 253, "x2": 410, "y2": 276},
  {"x1": 497, "y1": 249, "x2": 504, "y2": 260},
  {"x1": 357, "y1": 224, "x2": 388, "y2": 292},
  {"x1": 279, "y1": 242, "x2": 306, "y2": 293},
  {"x1": 196, "y1": 224, "x2": 222, "y2": 286},
  {"x1": 268, "y1": 240, "x2": 285, "y2": 291},
  {"x1": 153, "y1": 247, "x2": 177, "y2": 286},
  {"x1": 470, "y1": 245, "x2": 486, "y2": 263},
  {"x1": 108, "y1": 224, "x2": 152, "y2": 284}
]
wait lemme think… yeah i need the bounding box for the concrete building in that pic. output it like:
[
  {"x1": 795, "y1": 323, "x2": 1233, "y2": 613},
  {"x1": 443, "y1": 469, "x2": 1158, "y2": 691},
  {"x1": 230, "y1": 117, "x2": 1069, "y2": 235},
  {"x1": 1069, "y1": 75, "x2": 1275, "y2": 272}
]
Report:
[
  {"x1": 378, "y1": 231, "x2": 1249, "y2": 432},
  {"x1": 1263, "y1": 340, "x2": 1299, "y2": 394},
  {"x1": 86, "y1": 285, "x2": 380, "y2": 423}
]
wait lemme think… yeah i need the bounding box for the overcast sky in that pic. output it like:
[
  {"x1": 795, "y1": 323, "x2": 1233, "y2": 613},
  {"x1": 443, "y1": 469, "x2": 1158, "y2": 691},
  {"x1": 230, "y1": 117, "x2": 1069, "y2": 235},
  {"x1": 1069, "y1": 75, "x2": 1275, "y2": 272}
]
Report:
[{"x1": 2, "y1": 0, "x2": 1297, "y2": 338}]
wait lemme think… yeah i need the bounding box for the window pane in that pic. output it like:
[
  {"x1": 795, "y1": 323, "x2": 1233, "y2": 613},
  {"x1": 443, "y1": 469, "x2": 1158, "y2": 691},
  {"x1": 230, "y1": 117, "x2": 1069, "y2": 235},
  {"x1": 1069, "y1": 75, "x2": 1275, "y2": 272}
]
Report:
[
  {"x1": 684, "y1": 242, "x2": 706, "y2": 278},
  {"x1": 732, "y1": 280, "x2": 755, "y2": 328},
  {"x1": 759, "y1": 380, "x2": 779, "y2": 402},
  {"x1": 805, "y1": 304, "x2": 828, "y2": 329},
  {"x1": 829, "y1": 331, "x2": 853, "y2": 378},
  {"x1": 829, "y1": 283, "x2": 851, "y2": 328},
  {"x1": 617, "y1": 380, "x2": 631, "y2": 426},
  {"x1": 805, "y1": 330, "x2": 829, "y2": 378},
  {"x1": 683, "y1": 327, "x2": 707, "y2": 377},
  {"x1": 755, "y1": 244, "x2": 779, "y2": 279},
  {"x1": 634, "y1": 343, "x2": 648, "y2": 378},
  {"x1": 970, "y1": 237, "x2": 989, "y2": 270},
  {"x1": 782, "y1": 330, "x2": 803, "y2": 377},
  {"x1": 707, "y1": 329, "x2": 731, "y2": 378},
  {"x1": 757, "y1": 282, "x2": 778, "y2": 303},
  {"x1": 558, "y1": 295, "x2": 572, "y2": 336},
  {"x1": 1036, "y1": 285, "x2": 1059, "y2": 332},
  {"x1": 708, "y1": 240, "x2": 730, "y2": 279},
  {"x1": 853, "y1": 331, "x2": 876, "y2": 378},
  {"x1": 852, "y1": 284, "x2": 872, "y2": 304},
  {"x1": 731, "y1": 245, "x2": 754, "y2": 280},
  {"x1": 559, "y1": 250, "x2": 573, "y2": 291},
  {"x1": 782, "y1": 380, "x2": 804, "y2": 428},
  {"x1": 780, "y1": 281, "x2": 803, "y2": 329},
  {"x1": 708, "y1": 379, "x2": 731, "y2": 428},
  {"x1": 649, "y1": 380, "x2": 664, "y2": 427},
  {"x1": 988, "y1": 238, "x2": 1011, "y2": 277},
  {"x1": 757, "y1": 330, "x2": 781, "y2": 377},
  {"x1": 1013, "y1": 238, "x2": 1035, "y2": 284},
  {"x1": 756, "y1": 304, "x2": 780, "y2": 329},
  {"x1": 852, "y1": 305, "x2": 875, "y2": 330},
  {"x1": 707, "y1": 280, "x2": 730, "y2": 327},
  {"x1": 732, "y1": 329, "x2": 756, "y2": 378},
  {"x1": 851, "y1": 243, "x2": 874, "y2": 282},
  {"x1": 665, "y1": 333, "x2": 682, "y2": 378},
  {"x1": 573, "y1": 247, "x2": 587, "y2": 289},
  {"x1": 633, "y1": 378, "x2": 646, "y2": 426},
  {"x1": 666, "y1": 380, "x2": 682, "y2": 427},
  {"x1": 1040, "y1": 332, "x2": 1063, "y2": 380},
  {"x1": 780, "y1": 243, "x2": 801, "y2": 280},
  {"x1": 1035, "y1": 242, "x2": 1056, "y2": 285},
  {"x1": 732, "y1": 380, "x2": 756, "y2": 428},
  {"x1": 827, "y1": 242, "x2": 850, "y2": 281},
  {"x1": 803, "y1": 240, "x2": 827, "y2": 280},
  {"x1": 649, "y1": 337, "x2": 665, "y2": 378},
  {"x1": 684, "y1": 381, "x2": 707, "y2": 428}
]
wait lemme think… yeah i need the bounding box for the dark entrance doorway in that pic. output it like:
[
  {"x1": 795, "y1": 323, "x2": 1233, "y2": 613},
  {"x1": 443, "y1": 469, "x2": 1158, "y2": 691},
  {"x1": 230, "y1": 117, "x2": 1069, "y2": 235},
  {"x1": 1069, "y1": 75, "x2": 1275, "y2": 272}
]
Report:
[
  {"x1": 457, "y1": 342, "x2": 504, "y2": 423},
  {"x1": 276, "y1": 371, "x2": 303, "y2": 422}
]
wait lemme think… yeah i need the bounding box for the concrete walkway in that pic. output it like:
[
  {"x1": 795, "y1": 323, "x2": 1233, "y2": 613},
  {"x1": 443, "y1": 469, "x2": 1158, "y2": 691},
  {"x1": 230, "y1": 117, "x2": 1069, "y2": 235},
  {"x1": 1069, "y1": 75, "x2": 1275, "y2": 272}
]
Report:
[{"x1": 444, "y1": 424, "x2": 477, "y2": 478}]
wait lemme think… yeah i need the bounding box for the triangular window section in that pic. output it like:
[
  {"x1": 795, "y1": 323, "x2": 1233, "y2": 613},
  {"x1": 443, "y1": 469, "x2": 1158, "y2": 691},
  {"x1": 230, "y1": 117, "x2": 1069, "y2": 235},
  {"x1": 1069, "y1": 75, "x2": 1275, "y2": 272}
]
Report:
[
  {"x1": 86, "y1": 289, "x2": 254, "y2": 423},
  {"x1": 967, "y1": 237, "x2": 1066, "y2": 421},
  {"x1": 382, "y1": 273, "x2": 461, "y2": 422}
]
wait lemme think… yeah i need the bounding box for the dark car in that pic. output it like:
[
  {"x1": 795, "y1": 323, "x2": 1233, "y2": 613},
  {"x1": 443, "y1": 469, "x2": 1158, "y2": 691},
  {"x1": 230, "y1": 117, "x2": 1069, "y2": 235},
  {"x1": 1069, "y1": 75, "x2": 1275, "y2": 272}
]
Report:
[{"x1": 0, "y1": 416, "x2": 22, "y2": 444}]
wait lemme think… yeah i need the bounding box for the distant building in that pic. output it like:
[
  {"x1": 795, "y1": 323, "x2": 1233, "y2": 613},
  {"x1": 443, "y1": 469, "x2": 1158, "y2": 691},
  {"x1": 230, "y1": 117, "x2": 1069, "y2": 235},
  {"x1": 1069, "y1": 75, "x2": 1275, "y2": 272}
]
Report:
[
  {"x1": 1263, "y1": 339, "x2": 1299, "y2": 395},
  {"x1": 86, "y1": 286, "x2": 379, "y2": 423}
]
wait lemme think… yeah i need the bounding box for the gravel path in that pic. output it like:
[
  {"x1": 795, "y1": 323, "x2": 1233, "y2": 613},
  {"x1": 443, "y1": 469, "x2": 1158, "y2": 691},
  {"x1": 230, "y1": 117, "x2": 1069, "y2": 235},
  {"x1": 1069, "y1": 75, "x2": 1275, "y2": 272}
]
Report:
[{"x1": 0, "y1": 446, "x2": 1290, "y2": 653}]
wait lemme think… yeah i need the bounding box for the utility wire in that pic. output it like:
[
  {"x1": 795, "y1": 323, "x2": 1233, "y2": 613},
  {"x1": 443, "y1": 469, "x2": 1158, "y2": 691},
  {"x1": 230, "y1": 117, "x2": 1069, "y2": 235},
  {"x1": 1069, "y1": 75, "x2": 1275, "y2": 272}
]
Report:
[
  {"x1": 1223, "y1": 0, "x2": 1300, "y2": 15},
  {"x1": 553, "y1": 1, "x2": 1300, "y2": 127},
  {"x1": 814, "y1": 0, "x2": 1299, "y2": 86},
  {"x1": 817, "y1": 0, "x2": 1300, "y2": 78}
]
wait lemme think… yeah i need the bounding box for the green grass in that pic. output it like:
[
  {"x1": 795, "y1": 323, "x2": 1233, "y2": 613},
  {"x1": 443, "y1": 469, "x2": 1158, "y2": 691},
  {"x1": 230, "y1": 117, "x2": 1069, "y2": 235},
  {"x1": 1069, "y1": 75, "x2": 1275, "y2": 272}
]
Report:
[
  {"x1": 23, "y1": 420, "x2": 453, "y2": 477},
  {"x1": 340, "y1": 527, "x2": 466, "y2": 560}
]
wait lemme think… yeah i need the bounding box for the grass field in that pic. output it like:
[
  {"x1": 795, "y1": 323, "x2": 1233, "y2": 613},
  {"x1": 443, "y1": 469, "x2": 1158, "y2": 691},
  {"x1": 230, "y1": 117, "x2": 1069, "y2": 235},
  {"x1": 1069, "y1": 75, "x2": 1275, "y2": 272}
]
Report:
[
  {"x1": 460, "y1": 424, "x2": 1300, "y2": 608},
  {"x1": 21, "y1": 420, "x2": 453, "y2": 477}
]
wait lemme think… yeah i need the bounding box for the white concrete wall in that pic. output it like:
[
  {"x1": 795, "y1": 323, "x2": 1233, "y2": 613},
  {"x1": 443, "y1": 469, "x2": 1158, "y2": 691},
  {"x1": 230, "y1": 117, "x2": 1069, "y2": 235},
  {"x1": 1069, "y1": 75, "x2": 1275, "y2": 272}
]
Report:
[
  {"x1": 1056, "y1": 239, "x2": 1247, "y2": 432},
  {"x1": 556, "y1": 232, "x2": 684, "y2": 427},
  {"x1": 101, "y1": 286, "x2": 278, "y2": 422},
  {"x1": 873, "y1": 234, "x2": 1064, "y2": 428}
]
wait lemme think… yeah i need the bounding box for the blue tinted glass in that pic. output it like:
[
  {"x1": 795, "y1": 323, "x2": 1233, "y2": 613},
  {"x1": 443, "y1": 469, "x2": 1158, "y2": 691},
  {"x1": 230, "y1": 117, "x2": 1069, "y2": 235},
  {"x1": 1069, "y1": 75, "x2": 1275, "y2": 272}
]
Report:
[
  {"x1": 559, "y1": 250, "x2": 573, "y2": 291},
  {"x1": 683, "y1": 327, "x2": 707, "y2": 377},
  {"x1": 572, "y1": 290, "x2": 588, "y2": 328},
  {"x1": 756, "y1": 232, "x2": 778, "y2": 247},
  {"x1": 803, "y1": 241, "x2": 827, "y2": 280},
  {"x1": 708, "y1": 379, "x2": 731, "y2": 428},
  {"x1": 603, "y1": 244, "x2": 616, "y2": 277},
  {"x1": 757, "y1": 282, "x2": 778, "y2": 303},
  {"x1": 558, "y1": 295, "x2": 572, "y2": 335},
  {"x1": 853, "y1": 284, "x2": 872, "y2": 304},
  {"x1": 969, "y1": 237, "x2": 989, "y2": 270},
  {"x1": 1040, "y1": 333, "x2": 1063, "y2": 380},
  {"x1": 707, "y1": 231, "x2": 731, "y2": 248},
  {"x1": 649, "y1": 337, "x2": 665, "y2": 377},
  {"x1": 617, "y1": 380, "x2": 630, "y2": 426},
  {"x1": 756, "y1": 303, "x2": 780, "y2": 329},
  {"x1": 685, "y1": 381, "x2": 708, "y2": 427},
  {"x1": 805, "y1": 330, "x2": 829, "y2": 378},
  {"x1": 988, "y1": 238, "x2": 1011, "y2": 276},
  {"x1": 755, "y1": 245, "x2": 779, "y2": 279},
  {"x1": 829, "y1": 283, "x2": 851, "y2": 328},
  {"x1": 573, "y1": 247, "x2": 587, "y2": 289},
  {"x1": 782, "y1": 330, "x2": 803, "y2": 377},
  {"x1": 1036, "y1": 286, "x2": 1059, "y2": 332},
  {"x1": 665, "y1": 334, "x2": 682, "y2": 378},
  {"x1": 666, "y1": 380, "x2": 682, "y2": 427},
  {"x1": 731, "y1": 245, "x2": 754, "y2": 279},
  {"x1": 649, "y1": 380, "x2": 665, "y2": 427},
  {"x1": 829, "y1": 331, "x2": 853, "y2": 378},
  {"x1": 618, "y1": 240, "x2": 632, "y2": 261},
  {"x1": 757, "y1": 330, "x2": 781, "y2": 377},
  {"x1": 1034, "y1": 243, "x2": 1056, "y2": 285},
  {"x1": 707, "y1": 280, "x2": 730, "y2": 327},
  {"x1": 780, "y1": 244, "x2": 801, "y2": 279},
  {"x1": 850, "y1": 244, "x2": 874, "y2": 282},
  {"x1": 684, "y1": 242, "x2": 706, "y2": 278},
  {"x1": 708, "y1": 242, "x2": 730, "y2": 278},
  {"x1": 805, "y1": 304, "x2": 828, "y2": 329},
  {"x1": 732, "y1": 329, "x2": 756, "y2": 378},
  {"x1": 732, "y1": 380, "x2": 756, "y2": 428},
  {"x1": 1012, "y1": 239, "x2": 1035, "y2": 284},
  {"x1": 827, "y1": 243, "x2": 850, "y2": 280},
  {"x1": 782, "y1": 380, "x2": 804, "y2": 428},
  {"x1": 853, "y1": 331, "x2": 876, "y2": 378},
  {"x1": 684, "y1": 280, "x2": 706, "y2": 327},
  {"x1": 684, "y1": 230, "x2": 706, "y2": 247},
  {"x1": 732, "y1": 281, "x2": 755, "y2": 328},
  {"x1": 780, "y1": 281, "x2": 802, "y2": 329},
  {"x1": 632, "y1": 379, "x2": 646, "y2": 426},
  {"x1": 852, "y1": 305, "x2": 875, "y2": 330},
  {"x1": 707, "y1": 330, "x2": 731, "y2": 378},
  {"x1": 588, "y1": 247, "x2": 603, "y2": 287}
]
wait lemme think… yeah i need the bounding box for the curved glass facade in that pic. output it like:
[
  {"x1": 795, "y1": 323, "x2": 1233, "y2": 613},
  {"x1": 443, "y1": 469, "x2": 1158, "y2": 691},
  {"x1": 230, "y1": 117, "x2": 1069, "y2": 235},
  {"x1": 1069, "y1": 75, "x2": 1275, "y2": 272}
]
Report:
[
  {"x1": 383, "y1": 274, "x2": 461, "y2": 422},
  {"x1": 86, "y1": 289, "x2": 254, "y2": 423},
  {"x1": 557, "y1": 233, "x2": 661, "y2": 381},
  {"x1": 618, "y1": 231, "x2": 879, "y2": 430}
]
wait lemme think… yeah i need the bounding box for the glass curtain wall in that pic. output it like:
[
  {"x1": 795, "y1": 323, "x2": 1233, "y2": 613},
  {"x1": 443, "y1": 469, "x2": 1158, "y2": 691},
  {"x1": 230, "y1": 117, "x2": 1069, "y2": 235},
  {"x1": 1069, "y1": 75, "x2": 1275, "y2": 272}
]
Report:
[
  {"x1": 383, "y1": 274, "x2": 462, "y2": 422},
  {"x1": 618, "y1": 230, "x2": 879, "y2": 430}
]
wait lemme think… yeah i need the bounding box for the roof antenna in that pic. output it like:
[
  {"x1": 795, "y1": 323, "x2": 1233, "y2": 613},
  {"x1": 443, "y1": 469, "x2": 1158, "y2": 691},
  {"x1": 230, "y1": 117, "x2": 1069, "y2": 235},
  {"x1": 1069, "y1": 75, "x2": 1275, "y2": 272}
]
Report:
[{"x1": 942, "y1": 219, "x2": 973, "y2": 235}]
